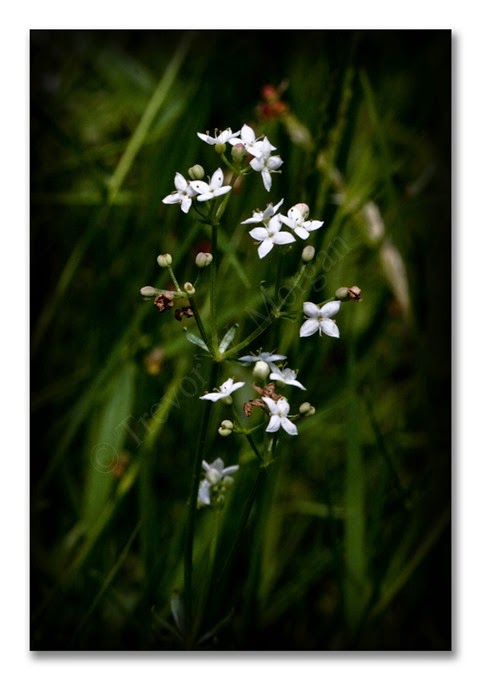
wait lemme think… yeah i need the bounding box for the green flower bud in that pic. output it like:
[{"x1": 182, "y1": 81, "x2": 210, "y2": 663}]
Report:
[
  {"x1": 157, "y1": 253, "x2": 173, "y2": 268},
  {"x1": 195, "y1": 252, "x2": 213, "y2": 268},
  {"x1": 301, "y1": 245, "x2": 316, "y2": 263},
  {"x1": 183, "y1": 282, "x2": 195, "y2": 295},
  {"x1": 188, "y1": 164, "x2": 205, "y2": 180}
]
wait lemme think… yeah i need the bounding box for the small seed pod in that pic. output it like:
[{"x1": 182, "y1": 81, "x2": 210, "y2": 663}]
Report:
[
  {"x1": 183, "y1": 282, "x2": 196, "y2": 295},
  {"x1": 140, "y1": 286, "x2": 159, "y2": 299}
]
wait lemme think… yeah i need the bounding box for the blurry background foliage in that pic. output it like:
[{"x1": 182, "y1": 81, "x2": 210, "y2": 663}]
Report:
[{"x1": 30, "y1": 30, "x2": 451, "y2": 651}]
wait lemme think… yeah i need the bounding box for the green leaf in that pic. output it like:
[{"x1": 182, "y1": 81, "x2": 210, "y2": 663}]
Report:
[
  {"x1": 184, "y1": 330, "x2": 209, "y2": 352},
  {"x1": 219, "y1": 324, "x2": 238, "y2": 353}
]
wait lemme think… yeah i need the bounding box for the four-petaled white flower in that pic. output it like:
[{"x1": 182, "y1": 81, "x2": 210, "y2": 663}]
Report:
[
  {"x1": 200, "y1": 377, "x2": 245, "y2": 402},
  {"x1": 300, "y1": 301, "x2": 341, "y2": 338},
  {"x1": 269, "y1": 366, "x2": 306, "y2": 390},
  {"x1": 198, "y1": 458, "x2": 240, "y2": 507},
  {"x1": 280, "y1": 203, "x2": 324, "y2": 240},
  {"x1": 241, "y1": 199, "x2": 284, "y2": 226},
  {"x1": 238, "y1": 350, "x2": 287, "y2": 371},
  {"x1": 162, "y1": 172, "x2": 196, "y2": 214},
  {"x1": 249, "y1": 137, "x2": 283, "y2": 192},
  {"x1": 190, "y1": 168, "x2": 232, "y2": 202},
  {"x1": 197, "y1": 127, "x2": 240, "y2": 146},
  {"x1": 228, "y1": 124, "x2": 276, "y2": 158},
  {"x1": 262, "y1": 397, "x2": 298, "y2": 436},
  {"x1": 249, "y1": 214, "x2": 295, "y2": 259}
]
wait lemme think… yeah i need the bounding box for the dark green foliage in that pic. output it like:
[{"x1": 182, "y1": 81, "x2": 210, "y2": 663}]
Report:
[{"x1": 31, "y1": 29, "x2": 451, "y2": 651}]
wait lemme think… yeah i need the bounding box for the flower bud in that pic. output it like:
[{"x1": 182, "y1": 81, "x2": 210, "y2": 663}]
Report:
[
  {"x1": 195, "y1": 252, "x2": 213, "y2": 268},
  {"x1": 299, "y1": 401, "x2": 316, "y2": 416},
  {"x1": 301, "y1": 245, "x2": 315, "y2": 263},
  {"x1": 222, "y1": 476, "x2": 235, "y2": 488},
  {"x1": 335, "y1": 285, "x2": 362, "y2": 302},
  {"x1": 218, "y1": 419, "x2": 234, "y2": 437},
  {"x1": 157, "y1": 253, "x2": 172, "y2": 268},
  {"x1": 218, "y1": 425, "x2": 233, "y2": 437},
  {"x1": 335, "y1": 287, "x2": 349, "y2": 300},
  {"x1": 231, "y1": 143, "x2": 248, "y2": 164},
  {"x1": 183, "y1": 282, "x2": 195, "y2": 295},
  {"x1": 252, "y1": 360, "x2": 270, "y2": 381},
  {"x1": 188, "y1": 164, "x2": 205, "y2": 180},
  {"x1": 140, "y1": 286, "x2": 159, "y2": 299},
  {"x1": 292, "y1": 203, "x2": 309, "y2": 220}
]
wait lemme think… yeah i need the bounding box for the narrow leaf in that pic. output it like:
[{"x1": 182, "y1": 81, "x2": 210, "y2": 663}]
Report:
[
  {"x1": 219, "y1": 324, "x2": 238, "y2": 353},
  {"x1": 184, "y1": 330, "x2": 209, "y2": 352}
]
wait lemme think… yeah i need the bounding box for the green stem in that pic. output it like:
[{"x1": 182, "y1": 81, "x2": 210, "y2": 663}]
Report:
[
  {"x1": 184, "y1": 361, "x2": 219, "y2": 644},
  {"x1": 188, "y1": 296, "x2": 211, "y2": 353},
  {"x1": 224, "y1": 264, "x2": 311, "y2": 359},
  {"x1": 210, "y1": 220, "x2": 219, "y2": 351}
]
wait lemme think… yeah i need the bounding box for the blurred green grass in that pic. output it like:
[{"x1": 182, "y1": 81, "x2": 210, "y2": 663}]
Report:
[{"x1": 30, "y1": 29, "x2": 451, "y2": 651}]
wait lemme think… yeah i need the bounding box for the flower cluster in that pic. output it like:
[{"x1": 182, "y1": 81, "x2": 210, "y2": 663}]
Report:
[
  {"x1": 242, "y1": 199, "x2": 323, "y2": 259},
  {"x1": 161, "y1": 124, "x2": 284, "y2": 217}
]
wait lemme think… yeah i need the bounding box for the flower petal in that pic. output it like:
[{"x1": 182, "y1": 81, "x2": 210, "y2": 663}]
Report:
[
  {"x1": 262, "y1": 396, "x2": 277, "y2": 412},
  {"x1": 303, "y1": 302, "x2": 320, "y2": 318},
  {"x1": 261, "y1": 169, "x2": 272, "y2": 192},
  {"x1": 266, "y1": 415, "x2": 281, "y2": 433},
  {"x1": 211, "y1": 168, "x2": 224, "y2": 188},
  {"x1": 319, "y1": 319, "x2": 340, "y2": 338},
  {"x1": 300, "y1": 319, "x2": 319, "y2": 337},
  {"x1": 294, "y1": 226, "x2": 310, "y2": 240},
  {"x1": 273, "y1": 231, "x2": 296, "y2": 245},
  {"x1": 249, "y1": 226, "x2": 269, "y2": 241},
  {"x1": 276, "y1": 398, "x2": 290, "y2": 416},
  {"x1": 281, "y1": 418, "x2": 298, "y2": 436},
  {"x1": 258, "y1": 239, "x2": 274, "y2": 258},
  {"x1": 319, "y1": 300, "x2": 341, "y2": 318},
  {"x1": 174, "y1": 172, "x2": 188, "y2": 191},
  {"x1": 199, "y1": 392, "x2": 228, "y2": 402}
]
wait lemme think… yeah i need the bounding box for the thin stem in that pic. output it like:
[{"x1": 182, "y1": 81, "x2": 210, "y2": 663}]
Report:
[
  {"x1": 184, "y1": 361, "x2": 220, "y2": 643},
  {"x1": 224, "y1": 264, "x2": 311, "y2": 359},
  {"x1": 210, "y1": 220, "x2": 219, "y2": 351},
  {"x1": 188, "y1": 296, "x2": 211, "y2": 353}
]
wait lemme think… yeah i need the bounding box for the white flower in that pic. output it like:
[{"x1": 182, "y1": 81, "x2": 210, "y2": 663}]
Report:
[
  {"x1": 262, "y1": 397, "x2": 298, "y2": 436},
  {"x1": 249, "y1": 214, "x2": 295, "y2": 259},
  {"x1": 241, "y1": 198, "x2": 284, "y2": 226},
  {"x1": 228, "y1": 124, "x2": 275, "y2": 158},
  {"x1": 280, "y1": 204, "x2": 324, "y2": 240},
  {"x1": 238, "y1": 350, "x2": 287, "y2": 372},
  {"x1": 162, "y1": 172, "x2": 196, "y2": 213},
  {"x1": 199, "y1": 377, "x2": 245, "y2": 402},
  {"x1": 197, "y1": 127, "x2": 240, "y2": 146},
  {"x1": 249, "y1": 137, "x2": 283, "y2": 192},
  {"x1": 299, "y1": 301, "x2": 341, "y2": 338},
  {"x1": 269, "y1": 367, "x2": 306, "y2": 390},
  {"x1": 197, "y1": 458, "x2": 240, "y2": 507},
  {"x1": 190, "y1": 168, "x2": 232, "y2": 202}
]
